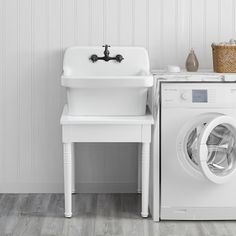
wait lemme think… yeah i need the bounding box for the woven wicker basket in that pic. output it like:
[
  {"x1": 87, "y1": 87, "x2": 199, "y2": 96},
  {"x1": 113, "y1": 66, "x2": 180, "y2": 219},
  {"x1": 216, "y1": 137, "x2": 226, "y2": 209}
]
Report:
[{"x1": 212, "y1": 44, "x2": 236, "y2": 73}]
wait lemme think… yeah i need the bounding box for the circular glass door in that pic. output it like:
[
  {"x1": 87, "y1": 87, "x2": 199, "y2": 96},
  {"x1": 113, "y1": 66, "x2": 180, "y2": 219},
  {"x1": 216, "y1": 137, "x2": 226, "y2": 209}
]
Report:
[{"x1": 186, "y1": 115, "x2": 236, "y2": 184}]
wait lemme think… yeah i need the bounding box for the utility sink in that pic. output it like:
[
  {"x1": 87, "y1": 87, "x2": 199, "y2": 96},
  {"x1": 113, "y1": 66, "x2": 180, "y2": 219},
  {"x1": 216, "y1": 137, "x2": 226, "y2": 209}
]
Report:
[{"x1": 61, "y1": 46, "x2": 153, "y2": 116}]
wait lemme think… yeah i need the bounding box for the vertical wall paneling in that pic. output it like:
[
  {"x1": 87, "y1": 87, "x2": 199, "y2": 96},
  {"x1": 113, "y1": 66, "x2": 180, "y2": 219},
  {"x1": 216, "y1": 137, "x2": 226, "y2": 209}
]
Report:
[
  {"x1": 0, "y1": 0, "x2": 2, "y2": 184},
  {"x1": 5, "y1": 0, "x2": 19, "y2": 182},
  {"x1": 17, "y1": 0, "x2": 20, "y2": 179},
  {"x1": 0, "y1": 0, "x2": 6, "y2": 185},
  {"x1": 1, "y1": 0, "x2": 236, "y2": 192},
  {"x1": 189, "y1": 0, "x2": 192, "y2": 49},
  {"x1": 77, "y1": 0, "x2": 90, "y2": 45},
  {"x1": 148, "y1": 0, "x2": 160, "y2": 68},
  {"x1": 162, "y1": 0, "x2": 177, "y2": 66},
  {"x1": 119, "y1": 0, "x2": 133, "y2": 46},
  {"x1": 117, "y1": 0, "x2": 121, "y2": 45},
  {"x1": 103, "y1": 0, "x2": 107, "y2": 43},
  {"x1": 91, "y1": 0, "x2": 104, "y2": 45},
  {"x1": 159, "y1": 0, "x2": 164, "y2": 68},
  {"x1": 74, "y1": 0, "x2": 78, "y2": 44},
  {"x1": 203, "y1": 0, "x2": 207, "y2": 67},
  {"x1": 133, "y1": 0, "x2": 147, "y2": 47},
  {"x1": 62, "y1": 0, "x2": 75, "y2": 49},
  {"x1": 220, "y1": 0, "x2": 234, "y2": 41},
  {"x1": 132, "y1": 0, "x2": 135, "y2": 45},
  {"x1": 59, "y1": 0, "x2": 66, "y2": 108},
  {"x1": 205, "y1": 0, "x2": 219, "y2": 68},
  {"x1": 33, "y1": 0, "x2": 48, "y2": 183},
  {"x1": 175, "y1": 0, "x2": 179, "y2": 65},
  {"x1": 233, "y1": 0, "x2": 236, "y2": 39},
  {"x1": 89, "y1": 0, "x2": 93, "y2": 45},
  {"x1": 48, "y1": 0, "x2": 64, "y2": 183},
  {"x1": 30, "y1": 0, "x2": 34, "y2": 178},
  {"x1": 178, "y1": 0, "x2": 191, "y2": 68},
  {"x1": 218, "y1": 0, "x2": 222, "y2": 42},
  {"x1": 191, "y1": 0, "x2": 205, "y2": 68},
  {"x1": 146, "y1": 0, "x2": 150, "y2": 52},
  {"x1": 106, "y1": 0, "x2": 119, "y2": 45},
  {"x1": 19, "y1": 0, "x2": 31, "y2": 181}
]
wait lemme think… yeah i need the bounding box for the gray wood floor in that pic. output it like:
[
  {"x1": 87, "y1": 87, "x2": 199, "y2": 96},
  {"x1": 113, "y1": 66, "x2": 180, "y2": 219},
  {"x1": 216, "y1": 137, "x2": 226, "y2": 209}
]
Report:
[{"x1": 0, "y1": 194, "x2": 236, "y2": 236}]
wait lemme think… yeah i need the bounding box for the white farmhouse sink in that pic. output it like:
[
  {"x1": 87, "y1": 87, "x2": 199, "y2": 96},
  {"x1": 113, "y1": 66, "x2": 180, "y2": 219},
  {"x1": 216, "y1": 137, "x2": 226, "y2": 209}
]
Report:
[{"x1": 61, "y1": 46, "x2": 153, "y2": 116}]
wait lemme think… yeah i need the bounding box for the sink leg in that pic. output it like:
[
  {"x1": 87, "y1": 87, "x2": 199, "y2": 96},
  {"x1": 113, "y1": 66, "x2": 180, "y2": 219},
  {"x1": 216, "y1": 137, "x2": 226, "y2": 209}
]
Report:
[
  {"x1": 137, "y1": 143, "x2": 142, "y2": 193},
  {"x1": 141, "y1": 142, "x2": 150, "y2": 218},
  {"x1": 63, "y1": 143, "x2": 72, "y2": 218},
  {"x1": 71, "y1": 143, "x2": 75, "y2": 194}
]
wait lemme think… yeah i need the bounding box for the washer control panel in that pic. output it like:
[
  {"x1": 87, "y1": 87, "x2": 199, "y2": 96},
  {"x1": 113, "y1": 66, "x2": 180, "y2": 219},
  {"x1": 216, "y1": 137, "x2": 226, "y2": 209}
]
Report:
[{"x1": 161, "y1": 83, "x2": 236, "y2": 108}]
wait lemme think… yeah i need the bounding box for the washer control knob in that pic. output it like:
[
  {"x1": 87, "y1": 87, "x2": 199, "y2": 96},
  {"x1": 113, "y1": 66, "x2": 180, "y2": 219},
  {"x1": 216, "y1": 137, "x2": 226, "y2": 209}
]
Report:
[{"x1": 180, "y1": 92, "x2": 188, "y2": 100}]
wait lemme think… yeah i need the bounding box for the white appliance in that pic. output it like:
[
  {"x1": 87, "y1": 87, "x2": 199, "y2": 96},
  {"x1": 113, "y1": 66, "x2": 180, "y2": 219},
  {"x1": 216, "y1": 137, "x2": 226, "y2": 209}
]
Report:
[
  {"x1": 62, "y1": 46, "x2": 153, "y2": 116},
  {"x1": 149, "y1": 72, "x2": 236, "y2": 221},
  {"x1": 159, "y1": 80, "x2": 236, "y2": 220}
]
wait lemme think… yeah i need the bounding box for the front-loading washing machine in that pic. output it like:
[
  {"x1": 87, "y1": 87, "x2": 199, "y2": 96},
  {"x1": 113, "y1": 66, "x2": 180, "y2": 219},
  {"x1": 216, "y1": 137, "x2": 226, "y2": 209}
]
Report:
[{"x1": 159, "y1": 81, "x2": 236, "y2": 220}]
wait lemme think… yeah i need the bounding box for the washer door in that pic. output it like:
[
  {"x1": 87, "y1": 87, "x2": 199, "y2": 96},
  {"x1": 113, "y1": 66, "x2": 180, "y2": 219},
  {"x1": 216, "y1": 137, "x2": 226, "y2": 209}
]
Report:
[
  {"x1": 196, "y1": 115, "x2": 236, "y2": 184},
  {"x1": 183, "y1": 114, "x2": 236, "y2": 184}
]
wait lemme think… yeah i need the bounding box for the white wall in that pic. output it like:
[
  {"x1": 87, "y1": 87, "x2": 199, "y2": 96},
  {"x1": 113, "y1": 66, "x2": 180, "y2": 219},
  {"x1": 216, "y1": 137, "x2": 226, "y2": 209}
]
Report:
[{"x1": 0, "y1": 0, "x2": 235, "y2": 193}]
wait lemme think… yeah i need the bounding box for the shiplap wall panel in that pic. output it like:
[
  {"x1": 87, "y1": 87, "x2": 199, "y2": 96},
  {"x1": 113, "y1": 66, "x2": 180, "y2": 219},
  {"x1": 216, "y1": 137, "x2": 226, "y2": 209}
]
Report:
[
  {"x1": 191, "y1": 0, "x2": 205, "y2": 68},
  {"x1": 134, "y1": 0, "x2": 148, "y2": 47},
  {"x1": 5, "y1": 0, "x2": 19, "y2": 182},
  {"x1": 162, "y1": 0, "x2": 177, "y2": 66},
  {"x1": 48, "y1": 0, "x2": 64, "y2": 182},
  {"x1": 0, "y1": 0, "x2": 2, "y2": 184},
  {"x1": 91, "y1": 0, "x2": 104, "y2": 45},
  {"x1": 62, "y1": 0, "x2": 75, "y2": 48},
  {"x1": 1, "y1": 0, "x2": 236, "y2": 192},
  {"x1": 106, "y1": 0, "x2": 119, "y2": 45},
  {"x1": 33, "y1": 0, "x2": 49, "y2": 183},
  {"x1": 220, "y1": 0, "x2": 234, "y2": 41},
  {"x1": 149, "y1": 0, "x2": 160, "y2": 68},
  {"x1": 0, "y1": 0, "x2": 6, "y2": 185},
  {"x1": 77, "y1": 0, "x2": 90, "y2": 45},
  {"x1": 205, "y1": 0, "x2": 219, "y2": 68},
  {"x1": 178, "y1": 0, "x2": 190, "y2": 68},
  {"x1": 19, "y1": 0, "x2": 32, "y2": 182},
  {"x1": 119, "y1": 0, "x2": 133, "y2": 46}
]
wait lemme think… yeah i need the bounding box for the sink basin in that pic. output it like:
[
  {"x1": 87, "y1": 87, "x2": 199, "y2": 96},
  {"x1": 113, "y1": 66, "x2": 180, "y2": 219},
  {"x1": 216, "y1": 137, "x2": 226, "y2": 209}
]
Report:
[{"x1": 62, "y1": 46, "x2": 153, "y2": 116}]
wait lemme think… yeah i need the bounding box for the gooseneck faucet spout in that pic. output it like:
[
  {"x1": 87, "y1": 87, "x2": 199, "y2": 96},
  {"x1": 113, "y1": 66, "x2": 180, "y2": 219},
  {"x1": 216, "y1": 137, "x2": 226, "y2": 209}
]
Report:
[{"x1": 90, "y1": 45, "x2": 124, "y2": 63}]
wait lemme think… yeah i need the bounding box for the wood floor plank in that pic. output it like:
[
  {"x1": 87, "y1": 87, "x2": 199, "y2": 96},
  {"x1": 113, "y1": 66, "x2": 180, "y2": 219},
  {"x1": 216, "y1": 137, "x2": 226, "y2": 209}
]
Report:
[
  {"x1": 41, "y1": 194, "x2": 66, "y2": 236},
  {"x1": 9, "y1": 194, "x2": 51, "y2": 236},
  {"x1": 119, "y1": 194, "x2": 144, "y2": 236},
  {"x1": 4, "y1": 194, "x2": 26, "y2": 235},
  {"x1": 66, "y1": 194, "x2": 96, "y2": 236},
  {"x1": 94, "y1": 194, "x2": 123, "y2": 236},
  {"x1": 212, "y1": 222, "x2": 233, "y2": 236},
  {"x1": 223, "y1": 221, "x2": 236, "y2": 236},
  {"x1": 0, "y1": 194, "x2": 19, "y2": 235},
  {"x1": 200, "y1": 221, "x2": 218, "y2": 236},
  {"x1": 0, "y1": 194, "x2": 236, "y2": 236}
]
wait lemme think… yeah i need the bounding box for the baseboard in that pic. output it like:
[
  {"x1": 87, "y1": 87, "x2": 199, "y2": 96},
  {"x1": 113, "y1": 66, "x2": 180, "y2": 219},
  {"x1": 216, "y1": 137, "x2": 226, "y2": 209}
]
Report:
[
  {"x1": 75, "y1": 183, "x2": 137, "y2": 193},
  {"x1": 0, "y1": 182, "x2": 137, "y2": 193},
  {"x1": 0, "y1": 182, "x2": 63, "y2": 193}
]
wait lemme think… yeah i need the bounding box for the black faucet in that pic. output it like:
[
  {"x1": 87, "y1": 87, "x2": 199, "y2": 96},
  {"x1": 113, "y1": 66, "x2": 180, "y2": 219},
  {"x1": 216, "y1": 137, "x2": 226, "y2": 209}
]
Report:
[{"x1": 90, "y1": 45, "x2": 124, "y2": 63}]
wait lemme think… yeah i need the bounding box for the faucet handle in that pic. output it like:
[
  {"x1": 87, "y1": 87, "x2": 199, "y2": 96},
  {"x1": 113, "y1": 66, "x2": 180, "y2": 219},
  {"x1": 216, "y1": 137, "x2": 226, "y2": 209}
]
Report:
[
  {"x1": 116, "y1": 54, "x2": 124, "y2": 63},
  {"x1": 90, "y1": 54, "x2": 98, "y2": 63},
  {"x1": 103, "y1": 45, "x2": 110, "y2": 48}
]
